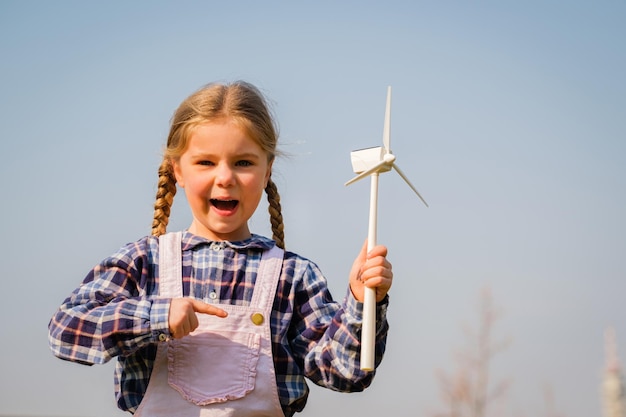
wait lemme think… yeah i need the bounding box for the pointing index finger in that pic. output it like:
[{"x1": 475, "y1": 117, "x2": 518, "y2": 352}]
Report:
[{"x1": 190, "y1": 299, "x2": 228, "y2": 318}]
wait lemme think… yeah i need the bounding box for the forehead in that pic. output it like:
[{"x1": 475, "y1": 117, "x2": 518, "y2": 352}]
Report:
[{"x1": 186, "y1": 119, "x2": 263, "y2": 153}]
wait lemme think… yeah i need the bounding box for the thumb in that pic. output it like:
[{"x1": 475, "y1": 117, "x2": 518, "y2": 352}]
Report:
[
  {"x1": 189, "y1": 298, "x2": 228, "y2": 318},
  {"x1": 357, "y1": 238, "x2": 369, "y2": 261},
  {"x1": 350, "y1": 239, "x2": 369, "y2": 280}
]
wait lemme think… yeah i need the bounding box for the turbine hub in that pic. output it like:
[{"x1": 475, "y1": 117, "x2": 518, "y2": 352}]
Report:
[{"x1": 383, "y1": 153, "x2": 396, "y2": 164}]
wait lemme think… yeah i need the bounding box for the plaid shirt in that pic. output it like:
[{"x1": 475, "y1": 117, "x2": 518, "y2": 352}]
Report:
[{"x1": 48, "y1": 231, "x2": 389, "y2": 416}]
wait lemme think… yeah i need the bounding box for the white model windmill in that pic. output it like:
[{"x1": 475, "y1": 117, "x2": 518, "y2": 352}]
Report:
[{"x1": 345, "y1": 86, "x2": 428, "y2": 371}]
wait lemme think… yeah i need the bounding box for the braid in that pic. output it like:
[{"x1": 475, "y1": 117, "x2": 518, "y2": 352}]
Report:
[
  {"x1": 265, "y1": 178, "x2": 285, "y2": 249},
  {"x1": 151, "y1": 160, "x2": 177, "y2": 236}
]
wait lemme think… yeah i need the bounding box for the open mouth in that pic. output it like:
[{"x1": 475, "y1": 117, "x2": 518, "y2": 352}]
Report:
[{"x1": 210, "y1": 199, "x2": 239, "y2": 211}]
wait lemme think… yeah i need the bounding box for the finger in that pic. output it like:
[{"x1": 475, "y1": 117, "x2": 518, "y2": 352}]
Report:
[
  {"x1": 190, "y1": 299, "x2": 228, "y2": 318},
  {"x1": 361, "y1": 267, "x2": 393, "y2": 285},
  {"x1": 171, "y1": 326, "x2": 184, "y2": 339},
  {"x1": 367, "y1": 244, "x2": 388, "y2": 259},
  {"x1": 361, "y1": 255, "x2": 392, "y2": 276},
  {"x1": 178, "y1": 313, "x2": 197, "y2": 338},
  {"x1": 188, "y1": 311, "x2": 199, "y2": 332},
  {"x1": 363, "y1": 274, "x2": 392, "y2": 288}
]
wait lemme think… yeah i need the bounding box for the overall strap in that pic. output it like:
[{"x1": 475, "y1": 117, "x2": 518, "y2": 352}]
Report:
[
  {"x1": 249, "y1": 245, "x2": 284, "y2": 310},
  {"x1": 158, "y1": 231, "x2": 183, "y2": 298}
]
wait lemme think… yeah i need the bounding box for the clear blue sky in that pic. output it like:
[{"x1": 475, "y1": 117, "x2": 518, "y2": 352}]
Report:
[{"x1": 1, "y1": 1, "x2": 625, "y2": 416}]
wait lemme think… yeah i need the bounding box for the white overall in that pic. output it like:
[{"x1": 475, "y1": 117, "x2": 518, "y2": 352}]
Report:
[{"x1": 135, "y1": 232, "x2": 285, "y2": 417}]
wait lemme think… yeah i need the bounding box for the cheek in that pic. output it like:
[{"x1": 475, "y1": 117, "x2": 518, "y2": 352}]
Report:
[
  {"x1": 249, "y1": 173, "x2": 269, "y2": 193},
  {"x1": 182, "y1": 174, "x2": 210, "y2": 196},
  {"x1": 238, "y1": 176, "x2": 266, "y2": 204}
]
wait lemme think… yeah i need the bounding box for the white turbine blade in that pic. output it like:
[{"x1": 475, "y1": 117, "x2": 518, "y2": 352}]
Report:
[
  {"x1": 383, "y1": 86, "x2": 391, "y2": 153},
  {"x1": 392, "y1": 163, "x2": 429, "y2": 207},
  {"x1": 345, "y1": 159, "x2": 388, "y2": 186}
]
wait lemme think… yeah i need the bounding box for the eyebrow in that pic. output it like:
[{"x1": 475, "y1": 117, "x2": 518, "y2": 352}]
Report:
[{"x1": 189, "y1": 152, "x2": 263, "y2": 160}]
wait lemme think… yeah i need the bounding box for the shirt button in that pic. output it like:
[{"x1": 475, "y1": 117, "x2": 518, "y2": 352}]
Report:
[
  {"x1": 251, "y1": 313, "x2": 264, "y2": 326},
  {"x1": 158, "y1": 333, "x2": 167, "y2": 342}
]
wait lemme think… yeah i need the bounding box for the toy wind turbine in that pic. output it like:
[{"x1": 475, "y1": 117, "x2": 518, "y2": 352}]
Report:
[{"x1": 345, "y1": 86, "x2": 428, "y2": 371}]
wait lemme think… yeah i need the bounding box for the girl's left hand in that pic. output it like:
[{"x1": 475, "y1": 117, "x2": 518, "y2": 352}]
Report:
[{"x1": 349, "y1": 240, "x2": 393, "y2": 303}]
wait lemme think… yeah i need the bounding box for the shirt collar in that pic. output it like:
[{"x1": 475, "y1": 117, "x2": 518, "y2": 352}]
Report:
[{"x1": 180, "y1": 230, "x2": 276, "y2": 252}]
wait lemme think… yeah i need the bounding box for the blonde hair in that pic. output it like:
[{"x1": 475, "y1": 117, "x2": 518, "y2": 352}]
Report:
[{"x1": 151, "y1": 81, "x2": 285, "y2": 249}]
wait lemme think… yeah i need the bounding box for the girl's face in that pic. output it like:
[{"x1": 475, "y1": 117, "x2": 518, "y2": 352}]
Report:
[{"x1": 172, "y1": 118, "x2": 273, "y2": 242}]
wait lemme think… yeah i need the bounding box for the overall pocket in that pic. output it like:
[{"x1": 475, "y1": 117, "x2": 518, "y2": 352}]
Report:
[{"x1": 167, "y1": 330, "x2": 261, "y2": 405}]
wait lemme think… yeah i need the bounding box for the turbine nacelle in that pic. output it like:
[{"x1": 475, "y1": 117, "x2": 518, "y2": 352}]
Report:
[{"x1": 348, "y1": 146, "x2": 394, "y2": 178}]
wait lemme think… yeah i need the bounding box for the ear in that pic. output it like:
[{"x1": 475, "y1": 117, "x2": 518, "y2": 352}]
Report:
[
  {"x1": 264, "y1": 159, "x2": 274, "y2": 188},
  {"x1": 171, "y1": 159, "x2": 185, "y2": 188}
]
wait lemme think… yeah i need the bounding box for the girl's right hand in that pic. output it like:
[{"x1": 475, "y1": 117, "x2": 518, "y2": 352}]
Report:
[{"x1": 168, "y1": 298, "x2": 228, "y2": 339}]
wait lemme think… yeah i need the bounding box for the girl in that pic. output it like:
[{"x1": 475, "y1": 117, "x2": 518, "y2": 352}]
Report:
[{"x1": 48, "y1": 81, "x2": 393, "y2": 417}]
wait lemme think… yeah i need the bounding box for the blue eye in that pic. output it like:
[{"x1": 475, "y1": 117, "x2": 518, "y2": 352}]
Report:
[
  {"x1": 198, "y1": 160, "x2": 214, "y2": 166},
  {"x1": 237, "y1": 160, "x2": 253, "y2": 167}
]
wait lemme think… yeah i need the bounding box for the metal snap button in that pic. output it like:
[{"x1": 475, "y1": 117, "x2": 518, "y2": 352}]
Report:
[{"x1": 251, "y1": 313, "x2": 264, "y2": 326}]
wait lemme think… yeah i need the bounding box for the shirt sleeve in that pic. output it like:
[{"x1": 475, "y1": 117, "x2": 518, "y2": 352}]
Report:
[
  {"x1": 47, "y1": 238, "x2": 170, "y2": 365},
  {"x1": 290, "y1": 259, "x2": 390, "y2": 392}
]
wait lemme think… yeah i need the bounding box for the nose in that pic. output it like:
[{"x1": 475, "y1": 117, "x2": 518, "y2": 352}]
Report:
[{"x1": 214, "y1": 163, "x2": 235, "y2": 187}]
